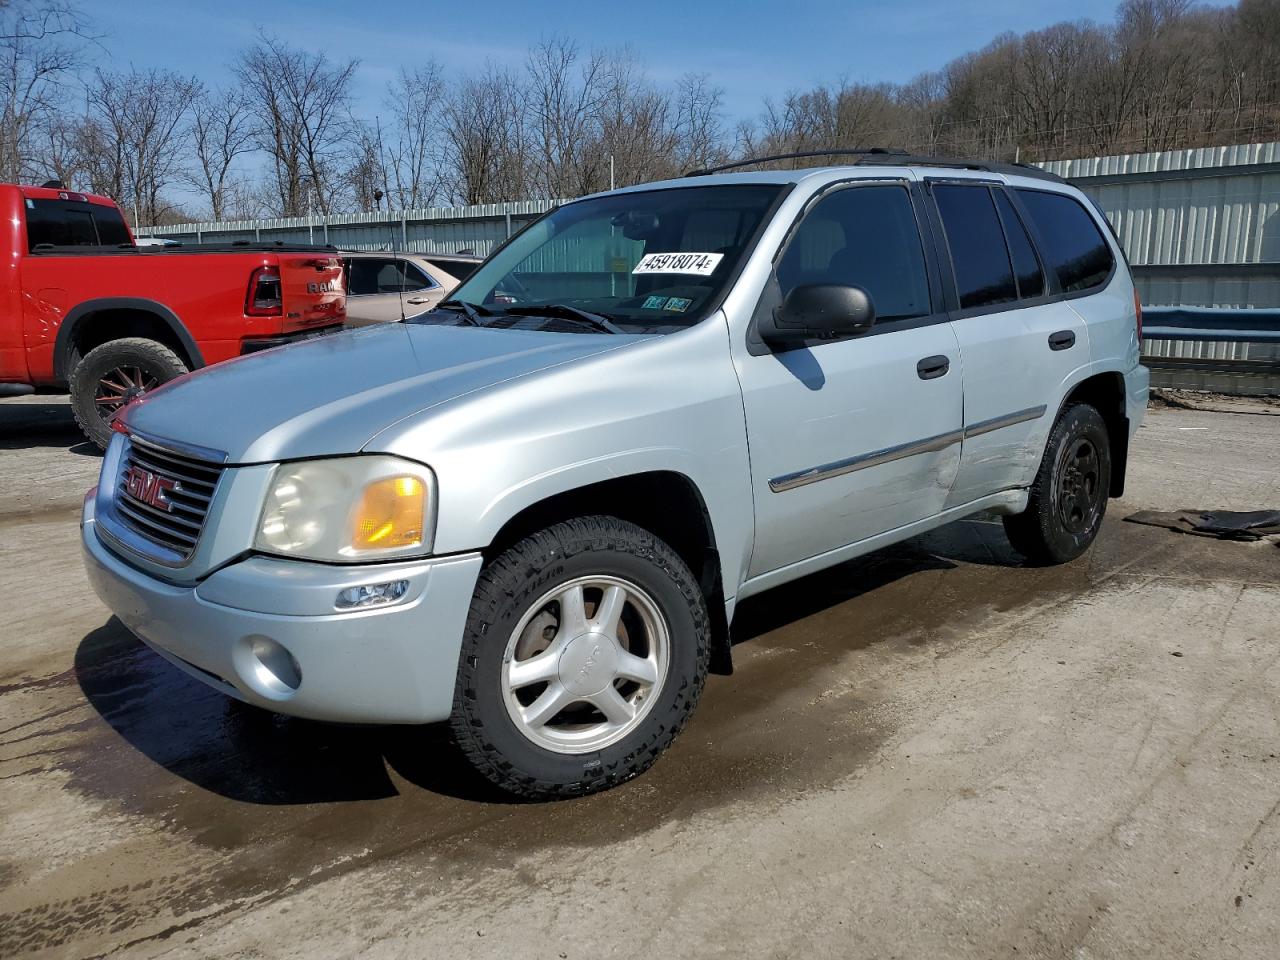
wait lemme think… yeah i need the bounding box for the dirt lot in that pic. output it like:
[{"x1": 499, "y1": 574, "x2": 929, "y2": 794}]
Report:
[{"x1": 1, "y1": 394, "x2": 1278, "y2": 960}]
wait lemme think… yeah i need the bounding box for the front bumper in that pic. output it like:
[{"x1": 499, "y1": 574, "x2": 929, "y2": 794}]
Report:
[{"x1": 81, "y1": 492, "x2": 483, "y2": 724}]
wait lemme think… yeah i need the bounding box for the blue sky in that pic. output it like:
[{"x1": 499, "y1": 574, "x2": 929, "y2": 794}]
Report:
[{"x1": 95, "y1": 0, "x2": 1195, "y2": 123}]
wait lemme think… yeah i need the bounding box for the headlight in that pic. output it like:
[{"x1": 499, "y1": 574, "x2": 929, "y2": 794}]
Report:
[{"x1": 255, "y1": 456, "x2": 435, "y2": 562}]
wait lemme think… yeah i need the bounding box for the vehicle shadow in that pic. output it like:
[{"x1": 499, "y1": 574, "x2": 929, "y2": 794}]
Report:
[
  {"x1": 0, "y1": 399, "x2": 99, "y2": 455},
  {"x1": 72, "y1": 520, "x2": 1022, "y2": 808},
  {"x1": 73, "y1": 619, "x2": 515, "y2": 807}
]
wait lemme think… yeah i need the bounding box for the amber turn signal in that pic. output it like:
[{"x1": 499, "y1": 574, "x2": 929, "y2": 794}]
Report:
[{"x1": 350, "y1": 475, "x2": 425, "y2": 550}]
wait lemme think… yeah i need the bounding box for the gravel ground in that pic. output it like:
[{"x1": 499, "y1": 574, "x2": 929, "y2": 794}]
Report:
[{"x1": 0, "y1": 394, "x2": 1277, "y2": 960}]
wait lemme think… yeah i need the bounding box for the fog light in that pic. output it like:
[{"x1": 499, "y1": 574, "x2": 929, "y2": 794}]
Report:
[{"x1": 336, "y1": 579, "x2": 410, "y2": 609}]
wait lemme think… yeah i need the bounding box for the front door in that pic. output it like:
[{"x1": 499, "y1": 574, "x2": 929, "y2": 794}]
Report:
[{"x1": 734, "y1": 180, "x2": 964, "y2": 579}]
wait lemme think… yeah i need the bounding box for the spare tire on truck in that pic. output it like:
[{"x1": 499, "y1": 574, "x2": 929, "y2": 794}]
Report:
[{"x1": 69, "y1": 337, "x2": 189, "y2": 449}]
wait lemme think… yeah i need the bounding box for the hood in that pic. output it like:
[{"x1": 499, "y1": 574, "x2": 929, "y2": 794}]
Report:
[{"x1": 121, "y1": 324, "x2": 636, "y2": 463}]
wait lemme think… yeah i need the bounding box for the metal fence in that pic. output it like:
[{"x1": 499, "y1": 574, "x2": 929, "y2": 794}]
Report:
[
  {"x1": 144, "y1": 143, "x2": 1280, "y2": 395},
  {"x1": 143, "y1": 200, "x2": 561, "y2": 257}
]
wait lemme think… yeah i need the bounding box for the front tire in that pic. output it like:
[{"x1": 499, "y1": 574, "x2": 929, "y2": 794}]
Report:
[
  {"x1": 70, "y1": 337, "x2": 188, "y2": 449},
  {"x1": 1003, "y1": 402, "x2": 1111, "y2": 565},
  {"x1": 448, "y1": 516, "x2": 709, "y2": 799}
]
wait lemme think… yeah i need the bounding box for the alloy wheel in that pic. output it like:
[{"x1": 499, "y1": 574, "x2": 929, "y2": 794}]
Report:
[
  {"x1": 501, "y1": 574, "x2": 670, "y2": 754},
  {"x1": 94, "y1": 365, "x2": 159, "y2": 421}
]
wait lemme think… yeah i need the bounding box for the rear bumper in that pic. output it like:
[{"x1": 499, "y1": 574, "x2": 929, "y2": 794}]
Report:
[
  {"x1": 1127, "y1": 362, "x2": 1151, "y2": 438},
  {"x1": 82, "y1": 492, "x2": 482, "y2": 724},
  {"x1": 240, "y1": 323, "x2": 344, "y2": 355}
]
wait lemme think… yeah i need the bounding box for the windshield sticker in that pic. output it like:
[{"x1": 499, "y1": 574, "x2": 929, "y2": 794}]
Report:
[
  {"x1": 642, "y1": 295, "x2": 668, "y2": 309},
  {"x1": 663, "y1": 297, "x2": 693, "y2": 312},
  {"x1": 632, "y1": 252, "x2": 723, "y2": 276}
]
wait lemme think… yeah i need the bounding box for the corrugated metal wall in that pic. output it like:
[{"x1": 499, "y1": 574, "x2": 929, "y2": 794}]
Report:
[
  {"x1": 1040, "y1": 142, "x2": 1280, "y2": 309},
  {"x1": 1041, "y1": 142, "x2": 1280, "y2": 369},
  {"x1": 144, "y1": 200, "x2": 562, "y2": 256}
]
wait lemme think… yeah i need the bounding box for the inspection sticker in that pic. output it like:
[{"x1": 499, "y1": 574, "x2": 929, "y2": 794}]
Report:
[
  {"x1": 632, "y1": 252, "x2": 723, "y2": 276},
  {"x1": 663, "y1": 297, "x2": 692, "y2": 312}
]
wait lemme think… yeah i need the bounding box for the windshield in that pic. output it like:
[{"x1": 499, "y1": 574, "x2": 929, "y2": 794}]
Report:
[{"x1": 437, "y1": 184, "x2": 783, "y2": 333}]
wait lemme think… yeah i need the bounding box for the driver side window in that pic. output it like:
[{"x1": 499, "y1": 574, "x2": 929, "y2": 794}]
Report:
[{"x1": 777, "y1": 184, "x2": 932, "y2": 322}]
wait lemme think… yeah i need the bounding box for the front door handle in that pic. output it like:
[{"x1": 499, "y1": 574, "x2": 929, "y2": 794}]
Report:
[
  {"x1": 916, "y1": 355, "x2": 950, "y2": 380},
  {"x1": 1048, "y1": 330, "x2": 1076, "y2": 351}
]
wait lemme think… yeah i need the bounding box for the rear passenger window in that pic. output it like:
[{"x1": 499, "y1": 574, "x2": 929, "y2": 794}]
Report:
[
  {"x1": 994, "y1": 190, "x2": 1044, "y2": 299},
  {"x1": 776, "y1": 184, "x2": 931, "y2": 322},
  {"x1": 1015, "y1": 189, "x2": 1114, "y2": 293},
  {"x1": 932, "y1": 184, "x2": 1017, "y2": 310},
  {"x1": 347, "y1": 258, "x2": 395, "y2": 295}
]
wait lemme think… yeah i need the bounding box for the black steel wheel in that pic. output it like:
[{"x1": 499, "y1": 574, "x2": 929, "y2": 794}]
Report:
[{"x1": 1003, "y1": 402, "x2": 1112, "y2": 565}]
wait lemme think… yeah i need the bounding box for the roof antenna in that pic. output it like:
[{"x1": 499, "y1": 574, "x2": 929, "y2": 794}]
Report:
[{"x1": 41, "y1": 179, "x2": 65, "y2": 189}]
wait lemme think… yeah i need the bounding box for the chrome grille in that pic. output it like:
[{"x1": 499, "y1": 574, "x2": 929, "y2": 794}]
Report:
[{"x1": 114, "y1": 435, "x2": 226, "y2": 560}]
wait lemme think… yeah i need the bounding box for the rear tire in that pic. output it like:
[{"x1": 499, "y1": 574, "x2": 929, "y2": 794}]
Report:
[
  {"x1": 1003, "y1": 402, "x2": 1111, "y2": 565},
  {"x1": 70, "y1": 338, "x2": 188, "y2": 449},
  {"x1": 448, "y1": 516, "x2": 709, "y2": 800}
]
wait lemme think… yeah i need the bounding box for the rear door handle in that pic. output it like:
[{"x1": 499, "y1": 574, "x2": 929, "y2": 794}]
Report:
[
  {"x1": 916, "y1": 355, "x2": 950, "y2": 380},
  {"x1": 1048, "y1": 330, "x2": 1076, "y2": 351},
  {"x1": 405, "y1": 296, "x2": 431, "y2": 305}
]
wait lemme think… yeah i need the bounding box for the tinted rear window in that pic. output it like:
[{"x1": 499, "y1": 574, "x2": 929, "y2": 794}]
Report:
[
  {"x1": 933, "y1": 184, "x2": 1017, "y2": 310},
  {"x1": 25, "y1": 198, "x2": 130, "y2": 250},
  {"x1": 427, "y1": 258, "x2": 478, "y2": 280},
  {"x1": 1015, "y1": 189, "x2": 1114, "y2": 293},
  {"x1": 994, "y1": 189, "x2": 1045, "y2": 299}
]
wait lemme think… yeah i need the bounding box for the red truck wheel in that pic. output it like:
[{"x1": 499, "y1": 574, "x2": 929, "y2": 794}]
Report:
[{"x1": 70, "y1": 338, "x2": 189, "y2": 449}]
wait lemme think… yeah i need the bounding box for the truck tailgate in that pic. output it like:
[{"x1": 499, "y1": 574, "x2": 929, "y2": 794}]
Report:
[{"x1": 279, "y1": 255, "x2": 345, "y2": 331}]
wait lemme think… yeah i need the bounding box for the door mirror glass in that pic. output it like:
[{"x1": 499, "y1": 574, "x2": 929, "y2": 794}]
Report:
[{"x1": 761, "y1": 283, "x2": 876, "y2": 347}]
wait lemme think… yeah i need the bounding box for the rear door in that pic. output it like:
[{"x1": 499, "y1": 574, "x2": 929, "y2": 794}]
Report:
[
  {"x1": 734, "y1": 179, "x2": 964, "y2": 579},
  {"x1": 400, "y1": 259, "x2": 449, "y2": 315},
  {"x1": 345, "y1": 257, "x2": 440, "y2": 326},
  {"x1": 927, "y1": 180, "x2": 1093, "y2": 507}
]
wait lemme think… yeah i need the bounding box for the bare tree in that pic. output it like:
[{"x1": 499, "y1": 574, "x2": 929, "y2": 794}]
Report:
[
  {"x1": 589, "y1": 50, "x2": 677, "y2": 190},
  {"x1": 526, "y1": 36, "x2": 607, "y2": 197},
  {"x1": 0, "y1": 0, "x2": 92, "y2": 183},
  {"x1": 237, "y1": 35, "x2": 357, "y2": 215},
  {"x1": 673, "y1": 72, "x2": 726, "y2": 171},
  {"x1": 85, "y1": 67, "x2": 199, "y2": 224},
  {"x1": 188, "y1": 86, "x2": 254, "y2": 220},
  {"x1": 381, "y1": 64, "x2": 444, "y2": 209},
  {"x1": 441, "y1": 65, "x2": 530, "y2": 204}
]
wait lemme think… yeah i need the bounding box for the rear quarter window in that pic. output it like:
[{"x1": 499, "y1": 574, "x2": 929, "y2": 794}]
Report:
[
  {"x1": 427, "y1": 258, "x2": 477, "y2": 280},
  {"x1": 1015, "y1": 189, "x2": 1115, "y2": 294}
]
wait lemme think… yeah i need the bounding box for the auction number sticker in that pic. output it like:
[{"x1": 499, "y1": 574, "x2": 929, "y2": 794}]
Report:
[{"x1": 632, "y1": 252, "x2": 723, "y2": 276}]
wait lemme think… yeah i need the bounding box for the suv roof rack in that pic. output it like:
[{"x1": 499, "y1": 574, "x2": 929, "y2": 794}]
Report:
[{"x1": 683, "y1": 147, "x2": 1066, "y2": 184}]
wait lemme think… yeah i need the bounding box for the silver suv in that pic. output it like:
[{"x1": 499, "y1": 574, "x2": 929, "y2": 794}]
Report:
[{"x1": 82, "y1": 154, "x2": 1149, "y2": 799}]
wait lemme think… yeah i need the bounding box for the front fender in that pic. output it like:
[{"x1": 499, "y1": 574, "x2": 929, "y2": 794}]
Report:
[{"x1": 369, "y1": 318, "x2": 757, "y2": 599}]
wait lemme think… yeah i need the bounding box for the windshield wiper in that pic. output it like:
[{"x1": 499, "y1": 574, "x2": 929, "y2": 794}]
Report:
[
  {"x1": 503, "y1": 304, "x2": 625, "y2": 334},
  {"x1": 436, "y1": 299, "x2": 495, "y2": 326}
]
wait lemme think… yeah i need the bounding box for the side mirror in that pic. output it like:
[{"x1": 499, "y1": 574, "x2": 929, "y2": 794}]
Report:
[{"x1": 760, "y1": 284, "x2": 876, "y2": 348}]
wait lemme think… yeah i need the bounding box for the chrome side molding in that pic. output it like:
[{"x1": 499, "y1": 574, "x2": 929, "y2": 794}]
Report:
[
  {"x1": 962, "y1": 404, "x2": 1048, "y2": 439},
  {"x1": 769, "y1": 404, "x2": 1048, "y2": 493},
  {"x1": 769, "y1": 428, "x2": 965, "y2": 492}
]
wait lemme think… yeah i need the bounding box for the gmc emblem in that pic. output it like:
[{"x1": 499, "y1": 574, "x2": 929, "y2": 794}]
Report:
[
  {"x1": 307, "y1": 280, "x2": 335, "y2": 294},
  {"x1": 125, "y1": 465, "x2": 178, "y2": 512}
]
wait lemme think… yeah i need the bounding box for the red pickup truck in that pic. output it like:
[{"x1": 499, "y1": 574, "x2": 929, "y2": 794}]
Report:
[{"x1": 0, "y1": 183, "x2": 346, "y2": 446}]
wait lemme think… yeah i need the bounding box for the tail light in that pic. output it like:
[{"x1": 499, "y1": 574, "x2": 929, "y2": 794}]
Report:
[
  {"x1": 1134, "y1": 287, "x2": 1143, "y2": 347},
  {"x1": 246, "y1": 265, "x2": 282, "y2": 316}
]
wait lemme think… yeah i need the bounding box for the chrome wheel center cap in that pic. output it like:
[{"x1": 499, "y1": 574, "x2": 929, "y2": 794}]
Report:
[{"x1": 557, "y1": 632, "x2": 618, "y2": 697}]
